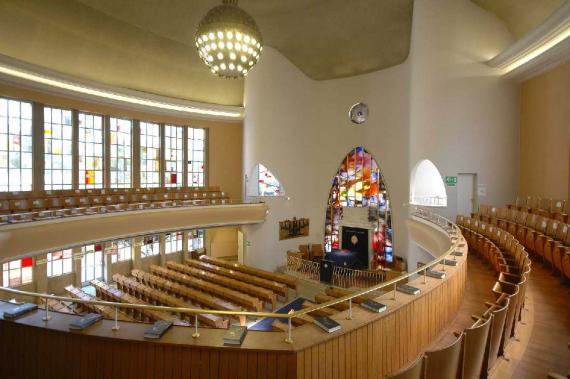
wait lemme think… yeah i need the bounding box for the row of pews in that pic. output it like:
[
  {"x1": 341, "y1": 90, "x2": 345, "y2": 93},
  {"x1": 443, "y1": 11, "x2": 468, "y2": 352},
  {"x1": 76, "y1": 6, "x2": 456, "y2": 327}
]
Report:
[{"x1": 58, "y1": 256, "x2": 298, "y2": 329}]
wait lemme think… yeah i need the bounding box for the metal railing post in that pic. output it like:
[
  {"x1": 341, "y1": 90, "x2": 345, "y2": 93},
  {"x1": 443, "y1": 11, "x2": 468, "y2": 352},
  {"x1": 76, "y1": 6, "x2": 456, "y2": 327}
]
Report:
[
  {"x1": 112, "y1": 307, "x2": 120, "y2": 331},
  {"x1": 393, "y1": 283, "x2": 397, "y2": 300},
  {"x1": 284, "y1": 317, "x2": 293, "y2": 344},
  {"x1": 192, "y1": 314, "x2": 200, "y2": 338},
  {"x1": 346, "y1": 298, "x2": 353, "y2": 320},
  {"x1": 42, "y1": 296, "x2": 51, "y2": 321}
]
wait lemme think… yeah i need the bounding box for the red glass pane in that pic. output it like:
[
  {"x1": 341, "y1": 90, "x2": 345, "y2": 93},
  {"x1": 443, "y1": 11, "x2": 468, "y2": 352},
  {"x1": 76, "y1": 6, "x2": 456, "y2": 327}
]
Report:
[
  {"x1": 21, "y1": 257, "x2": 33, "y2": 268},
  {"x1": 170, "y1": 173, "x2": 177, "y2": 184},
  {"x1": 95, "y1": 244, "x2": 103, "y2": 252}
]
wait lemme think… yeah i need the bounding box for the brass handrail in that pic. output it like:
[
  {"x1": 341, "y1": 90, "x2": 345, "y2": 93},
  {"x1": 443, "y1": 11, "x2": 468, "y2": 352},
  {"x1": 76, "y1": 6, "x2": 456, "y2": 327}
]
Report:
[{"x1": 0, "y1": 206, "x2": 462, "y2": 343}]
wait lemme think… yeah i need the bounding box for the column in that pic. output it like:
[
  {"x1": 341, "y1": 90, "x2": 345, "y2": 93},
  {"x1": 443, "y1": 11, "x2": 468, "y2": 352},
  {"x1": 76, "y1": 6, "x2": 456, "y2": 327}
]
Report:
[
  {"x1": 34, "y1": 254, "x2": 48, "y2": 295},
  {"x1": 159, "y1": 234, "x2": 166, "y2": 266},
  {"x1": 132, "y1": 120, "x2": 141, "y2": 189},
  {"x1": 104, "y1": 241, "x2": 113, "y2": 283},
  {"x1": 132, "y1": 236, "x2": 143, "y2": 270},
  {"x1": 182, "y1": 231, "x2": 190, "y2": 260},
  {"x1": 32, "y1": 102, "x2": 44, "y2": 192},
  {"x1": 73, "y1": 247, "x2": 83, "y2": 287}
]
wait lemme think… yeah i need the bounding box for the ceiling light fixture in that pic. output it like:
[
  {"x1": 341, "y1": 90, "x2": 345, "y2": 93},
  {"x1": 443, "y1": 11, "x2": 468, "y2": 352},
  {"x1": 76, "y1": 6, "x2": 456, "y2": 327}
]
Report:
[{"x1": 196, "y1": 0, "x2": 263, "y2": 78}]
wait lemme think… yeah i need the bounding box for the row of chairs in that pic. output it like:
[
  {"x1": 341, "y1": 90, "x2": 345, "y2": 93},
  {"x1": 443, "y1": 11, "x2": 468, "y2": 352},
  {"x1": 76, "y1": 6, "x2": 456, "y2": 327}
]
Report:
[
  {"x1": 474, "y1": 206, "x2": 570, "y2": 281},
  {"x1": 387, "y1": 217, "x2": 530, "y2": 379},
  {"x1": 64, "y1": 285, "x2": 135, "y2": 322},
  {"x1": 0, "y1": 187, "x2": 228, "y2": 215},
  {"x1": 510, "y1": 196, "x2": 566, "y2": 214}
]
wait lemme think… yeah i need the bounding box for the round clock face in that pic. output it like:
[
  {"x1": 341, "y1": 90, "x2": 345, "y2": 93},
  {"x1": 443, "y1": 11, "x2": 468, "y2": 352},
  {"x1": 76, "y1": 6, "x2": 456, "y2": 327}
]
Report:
[{"x1": 349, "y1": 102, "x2": 369, "y2": 124}]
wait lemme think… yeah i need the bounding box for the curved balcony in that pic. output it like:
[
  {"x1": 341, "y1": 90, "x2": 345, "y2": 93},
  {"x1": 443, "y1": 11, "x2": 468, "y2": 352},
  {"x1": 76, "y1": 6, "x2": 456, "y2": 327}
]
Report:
[{"x1": 0, "y1": 201, "x2": 268, "y2": 260}]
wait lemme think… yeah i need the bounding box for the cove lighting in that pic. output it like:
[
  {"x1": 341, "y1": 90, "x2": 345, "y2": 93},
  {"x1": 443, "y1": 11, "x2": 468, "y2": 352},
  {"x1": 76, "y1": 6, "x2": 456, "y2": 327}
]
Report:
[
  {"x1": 501, "y1": 25, "x2": 570, "y2": 74},
  {"x1": 0, "y1": 63, "x2": 243, "y2": 119}
]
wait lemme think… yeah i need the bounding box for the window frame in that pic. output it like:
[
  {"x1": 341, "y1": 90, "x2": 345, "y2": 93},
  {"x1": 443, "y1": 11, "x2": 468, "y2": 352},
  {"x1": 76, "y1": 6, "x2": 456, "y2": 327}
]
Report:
[
  {"x1": 2, "y1": 257, "x2": 33, "y2": 287},
  {"x1": 46, "y1": 249, "x2": 73, "y2": 278},
  {"x1": 78, "y1": 112, "x2": 105, "y2": 189}
]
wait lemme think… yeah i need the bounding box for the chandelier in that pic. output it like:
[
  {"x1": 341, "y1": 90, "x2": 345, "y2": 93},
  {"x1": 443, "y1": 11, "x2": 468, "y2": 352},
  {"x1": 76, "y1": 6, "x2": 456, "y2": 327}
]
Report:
[{"x1": 195, "y1": 0, "x2": 263, "y2": 78}]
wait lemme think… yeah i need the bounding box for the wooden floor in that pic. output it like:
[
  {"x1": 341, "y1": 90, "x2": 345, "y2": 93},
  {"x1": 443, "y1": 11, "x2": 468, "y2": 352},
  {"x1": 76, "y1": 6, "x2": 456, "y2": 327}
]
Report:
[
  {"x1": 427, "y1": 251, "x2": 570, "y2": 378},
  {"x1": 427, "y1": 252, "x2": 497, "y2": 350}
]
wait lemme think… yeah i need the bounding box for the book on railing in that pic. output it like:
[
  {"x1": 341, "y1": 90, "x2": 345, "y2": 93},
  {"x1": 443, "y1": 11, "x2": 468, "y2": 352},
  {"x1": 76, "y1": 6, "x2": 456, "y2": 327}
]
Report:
[
  {"x1": 360, "y1": 300, "x2": 387, "y2": 313},
  {"x1": 69, "y1": 313, "x2": 103, "y2": 330},
  {"x1": 223, "y1": 325, "x2": 248, "y2": 345},
  {"x1": 3, "y1": 303, "x2": 37, "y2": 319},
  {"x1": 451, "y1": 251, "x2": 464, "y2": 257},
  {"x1": 426, "y1": 269, "x2": 446, "y2": 279},
  {"x1": 442, "y1": 259, "x2": 458, "y2": 266},
  {"x1": 314, "y1": 316, "x2": 341, "y2": 333},
  {"x1": 144, "y1": 320, "x2": 173, "y2": 340},
  {"x1": 397, "y1": 284, "x2": 421, "y2": 295}
]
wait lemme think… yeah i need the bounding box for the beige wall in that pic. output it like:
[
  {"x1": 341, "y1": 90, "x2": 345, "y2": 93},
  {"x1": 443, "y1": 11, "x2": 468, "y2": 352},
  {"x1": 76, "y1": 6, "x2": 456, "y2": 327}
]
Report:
[
  {"x1": 0, "y1": 82, "x2": 243, "y2": 199},
  {"x1": 0, "y1": 0, "x2": 243, "y2": 106},
  {"x1": 520, "y1": 61, "x2": 570, "y2": 205},
  {"x1": 206, "y1": 227, "x2": 239, "y2": 258}
]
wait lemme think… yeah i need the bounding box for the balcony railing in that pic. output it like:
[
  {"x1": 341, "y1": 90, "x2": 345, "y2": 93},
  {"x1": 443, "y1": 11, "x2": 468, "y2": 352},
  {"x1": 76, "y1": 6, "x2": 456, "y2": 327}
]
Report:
[{"x1": 0, "y1": 205, "x2": 462, "y2": 344}]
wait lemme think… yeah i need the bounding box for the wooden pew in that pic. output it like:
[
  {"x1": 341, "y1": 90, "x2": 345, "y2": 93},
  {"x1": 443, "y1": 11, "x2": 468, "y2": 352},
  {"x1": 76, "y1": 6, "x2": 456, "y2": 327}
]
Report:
[
  {"x1": 324, "y1": 287, "x2": 376, "y2": 304},
  {"x1": 314, "y1": 293, "x2": 350, "y2": 311},
  {"x1": 166, "y1": 261, "x2": 277, "y2": 310},
  {"x1": 302, "y1": 300, "x2": 337, "y2": 317},
  {"x1": 113, "y1": 274, "x2": 227, "y2": 329},
  {"x1": 150, "y1": 265, "x2": 263, "y2": 312},
  {"x1": 64, "y1": 285, "x2": 135, "y2": 321},
  {"x1": 131, "y1": 269, "x2": 245, "y2": 325},
  {"x1": 90, "y1": 279, "x2": 187, "y2": 325},
  {"x1": 199, "y1": 255, "x2": 298, "y2": 290},
  {"x1": 184, "y1": 258, "x2": 289, "y2": 299}
]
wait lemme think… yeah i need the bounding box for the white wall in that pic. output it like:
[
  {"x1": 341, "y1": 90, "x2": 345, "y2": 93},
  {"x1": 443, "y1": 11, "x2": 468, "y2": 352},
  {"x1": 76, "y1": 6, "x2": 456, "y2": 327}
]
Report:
[
  {"x1": 242, "y1": 0, "x2": 520, "y2": 271},
  {"x1": 408, "y1": 0, "x2": 520, "y2": 220}
]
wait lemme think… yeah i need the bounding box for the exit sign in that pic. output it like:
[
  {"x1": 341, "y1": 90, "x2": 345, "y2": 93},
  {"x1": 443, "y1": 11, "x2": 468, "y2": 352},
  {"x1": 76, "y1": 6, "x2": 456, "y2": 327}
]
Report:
[{"x1": 445, "y1": 176, "x2": 457, "y2": 186}]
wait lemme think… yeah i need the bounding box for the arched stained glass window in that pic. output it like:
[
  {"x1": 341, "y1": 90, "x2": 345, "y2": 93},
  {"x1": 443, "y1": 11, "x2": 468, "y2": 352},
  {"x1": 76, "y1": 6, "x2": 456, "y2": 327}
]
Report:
[
  {"x1": 255, "y1": 164, "x2": 284, "y2": 197},
  {"x1": 324, "y1": 147, "x2": 393, "y2": 267}
]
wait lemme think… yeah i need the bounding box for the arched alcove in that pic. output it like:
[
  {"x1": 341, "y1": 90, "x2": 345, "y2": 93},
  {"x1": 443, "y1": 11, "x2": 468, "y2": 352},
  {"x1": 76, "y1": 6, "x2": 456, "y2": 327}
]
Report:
[
  {"x1": 247, "y1": 163, "x2": 285, "y2": 197},
  {"x1": 410, "y1": 159, "x2": 447, "y2": 207},
  {"x1": 324, "y1": 147, "x2": 393, "y2": 268}
]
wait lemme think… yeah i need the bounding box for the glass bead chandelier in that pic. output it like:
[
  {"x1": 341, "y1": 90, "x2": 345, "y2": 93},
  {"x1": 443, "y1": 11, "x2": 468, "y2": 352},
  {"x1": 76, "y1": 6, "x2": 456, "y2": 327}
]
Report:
[{"x1": 195, "y1": 0, "x2": 263, "y2": 78}]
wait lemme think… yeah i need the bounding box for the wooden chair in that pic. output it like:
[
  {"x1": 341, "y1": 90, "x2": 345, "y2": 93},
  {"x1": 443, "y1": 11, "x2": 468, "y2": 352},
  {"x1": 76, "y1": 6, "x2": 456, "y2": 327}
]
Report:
[
  {"x1": 459, "y1": 316, "x2": 492, "y2": 379},
  {"x1": 384, "y1": 355, "x2": 425, "y2": 379},
  {"x1": 482, "y1": 296, "x2": 509, "y2": 367},
  {"x1": 311, "y1": 243, "x2": 324, "y2": 260},
  {"x1": 425, "y1": 333, "x2": 464, "y2": 379}
]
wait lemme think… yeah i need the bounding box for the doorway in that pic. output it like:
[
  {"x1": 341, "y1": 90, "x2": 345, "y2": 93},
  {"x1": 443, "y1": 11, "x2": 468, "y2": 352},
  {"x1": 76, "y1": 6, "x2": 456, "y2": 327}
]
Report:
[{"x1": 457, "y1": 173, "x2": 477, "y2": 215}]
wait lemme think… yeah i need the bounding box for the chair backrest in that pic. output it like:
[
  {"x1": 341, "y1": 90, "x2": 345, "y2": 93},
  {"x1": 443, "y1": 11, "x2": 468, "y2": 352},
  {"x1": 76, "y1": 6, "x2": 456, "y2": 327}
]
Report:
[
  {"x1": 485, "y1": 298, "x2": 509, "y2": 367},
  {"x1": 385, "y1": 355, "x2": 425, "y2": 379},
  {"x1": 463, "y1": 316, "x2": 492, "y2": 379},
  {"x1": 552, "y1": 199, "x2": 566, "y2": 213},
  {"x1": 555, "y1": 223, "x2": 569, "y2": 241},
  {"x1": 425, "y1": 334, "x2": 464, "y2": 379}
]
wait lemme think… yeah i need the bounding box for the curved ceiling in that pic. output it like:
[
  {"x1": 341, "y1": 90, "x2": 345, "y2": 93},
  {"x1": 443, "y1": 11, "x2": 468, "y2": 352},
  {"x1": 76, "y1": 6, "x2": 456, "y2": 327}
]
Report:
[
  {"x1": 472, "y1": 0, "x2": 568, "y2": 41},
  {"x1": 74, "y1": 0, "x2": 414, "y2": 81}
]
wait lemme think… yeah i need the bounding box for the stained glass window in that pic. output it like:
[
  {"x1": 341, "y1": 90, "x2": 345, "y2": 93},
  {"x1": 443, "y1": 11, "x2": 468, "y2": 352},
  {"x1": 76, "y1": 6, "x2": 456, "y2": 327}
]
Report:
[
  {"x1": 165, "y1": 232, "x2": 183, "y2": 254},
  {"x1": 78, "y1": 112, "x2": 104, "y2": 189},
  {"x1": 140, "y1": 121, "x2": 161, "y2": 188},
  {"x1": 0, "y1": 98, "x2": 33, "y2": 192},
  {"x1": 44, "y1": 107, "x2": 73, "y2": 190},
  {"x1": 81, "y1": 244, "x2": 104, "y2": 284},
  {"x1": 110, "y1": 117, "x2": 132, "y2": 188},
  {"x1": 165, "y1": 125, "x2": 183, "y2": 187},
  {"x1": 2, "y1": 257, "x2": 33, "y2": 287},
  {"x1": 188, "y1": 128, "x2": 205, "y2": 187},
  {"x1": 188, "y1": 229, "x2": 205, "y2": 250},
  {"x1": 324, "y1": 147, "x2": 393, "y2": 267},
  {"x1": 47, "y1": 249, "x2": 73, "y2": 277},
  {"x1": 141, "y1": 235, "x2": 160, "y2": 257},
  {"x1": 257, "y1": 164, "x2": 283, "y2": 196},
  {"x1": 110, "y1": 239, "x2": 132, "y2": 263}
]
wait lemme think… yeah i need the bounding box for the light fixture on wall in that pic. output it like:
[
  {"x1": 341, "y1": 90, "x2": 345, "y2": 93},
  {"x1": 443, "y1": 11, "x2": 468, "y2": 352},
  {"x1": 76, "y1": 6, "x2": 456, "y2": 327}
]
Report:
[{"x1": 195, "y1": 0, "x2": 263, "y2": 78}]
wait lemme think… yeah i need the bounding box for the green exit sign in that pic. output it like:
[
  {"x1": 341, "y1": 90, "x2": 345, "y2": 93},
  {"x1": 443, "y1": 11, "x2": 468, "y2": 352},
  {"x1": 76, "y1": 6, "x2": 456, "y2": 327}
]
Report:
[{"x1": 445, "y1": 176, "x2": 457, "y2": 186}]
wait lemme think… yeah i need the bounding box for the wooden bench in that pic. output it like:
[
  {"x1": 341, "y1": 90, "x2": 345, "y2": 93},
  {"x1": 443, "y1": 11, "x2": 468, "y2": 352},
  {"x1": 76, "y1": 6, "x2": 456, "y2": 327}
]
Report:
[
  {"x1": 131, "y1": 269, "x2": 244, "y2": 325},
  {"x1": 90, "y1": 279, "x2": 187, "y2": 325},
  {"x1": 64, "y1": 285, "x2": 135, "y2": 321},
  {"x1": 149, "y1": 265, "x2": 263, "y2": 312},
  {"x1": 166, "y1": 261, "x2": 277, "y2": 310},
  {"x1": 184, "y1": 258, "x2": 289, "y2": 300},
  {"x1": 200, "y1": 255, "x2": 298, "y2": 290},
  {"x1": 113, "y1": 274, "x2": 227, "y2": 329}
]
